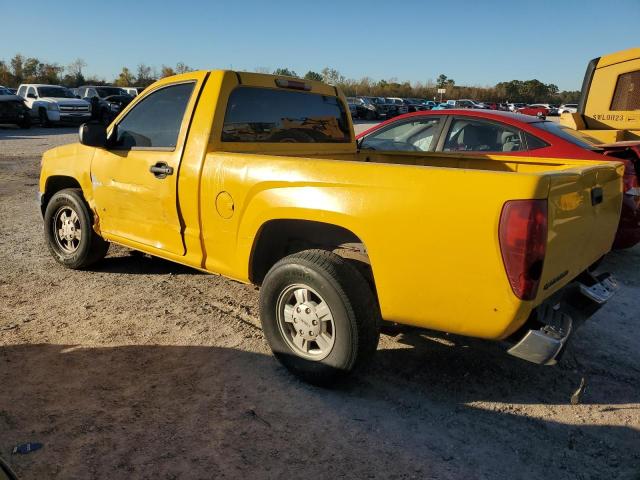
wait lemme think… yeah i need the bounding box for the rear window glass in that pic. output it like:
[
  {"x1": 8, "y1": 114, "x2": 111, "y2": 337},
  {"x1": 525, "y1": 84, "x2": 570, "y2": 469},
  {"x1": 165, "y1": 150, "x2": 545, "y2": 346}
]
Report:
[
  {"x1": 610, "y1": 70, "x2": 640, "y2": 111},
  {"x1": 530, "y1": 121, "x2": 602, "y2": 148},
  {"x1": 222, "y1": 87, "x2": 350, "y2": 143}
]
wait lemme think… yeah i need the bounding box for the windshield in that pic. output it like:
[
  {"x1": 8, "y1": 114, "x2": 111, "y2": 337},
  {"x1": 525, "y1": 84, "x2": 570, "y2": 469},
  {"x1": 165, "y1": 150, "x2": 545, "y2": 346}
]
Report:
[
  {"x1": 95, "y1": 87, "x2": 127, "y2": 97},
  {"x1": 37, "y1": 87, "x2": 76, "y2": 98},
  {"x1": 531, "y1": 121, "x2": 602, "y2": 148}
]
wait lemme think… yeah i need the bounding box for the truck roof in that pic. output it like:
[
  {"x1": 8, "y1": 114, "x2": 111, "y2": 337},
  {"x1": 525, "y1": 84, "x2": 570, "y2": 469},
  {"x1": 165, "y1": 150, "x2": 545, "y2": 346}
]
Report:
[
  {"x1": 597, "y1": 47, "x2": 640, "y2": 68},
  {"x1": 18, "y1": 83, "x2": 67, "y2": 88}
]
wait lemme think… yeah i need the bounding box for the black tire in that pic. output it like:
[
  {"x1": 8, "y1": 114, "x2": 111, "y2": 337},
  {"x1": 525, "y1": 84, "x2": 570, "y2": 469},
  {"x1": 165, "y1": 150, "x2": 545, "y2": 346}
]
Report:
[
  {"x1": 18, "y1": 116, "x2": 31, "y2": 129},
  {"x1": 100, "y1": 109, "x2": 111, "y2": 126},
  {"x1": 38, "y1": 108, "x2": 50, "y2": 127},
  {"x1": 260, "y1": 249, "x2": 380, "y2": 385},
  {"x1": 44, "y1": 188, "x2": 109, "y2": 269}
]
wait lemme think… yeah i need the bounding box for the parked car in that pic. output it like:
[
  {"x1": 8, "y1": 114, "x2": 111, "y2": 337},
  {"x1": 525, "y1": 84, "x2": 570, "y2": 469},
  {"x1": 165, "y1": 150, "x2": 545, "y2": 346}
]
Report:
[
  {"x1": 354, "y1": 97, "x2": 385, "y2": 119},
  {"x1": 356, "y1": 108, "x2": 640, "y2": 249},
  {"x1": 529, "y1": 103, "x2": 559, "y2": 116},
  {"x1": 76, "y1": 86, "x2": 133, "y2": 124},
  {"x1": 39, "y1": 70, "x2": 621, "y2": 384},
  {"x1": 507, "y1": 102, "x2": 526, "y2": 112},
  {"x1": 431, "y1": 102, "x2": 454, "y2": 110},
  {"x1": 16, "y1": 84, "x2": 91, "y2": 126},
  {"x1": 421, "y1": 100, "x2": 438, "y2": 110},
  {"x1": 122, "y1": 86, "x2": 145, "y2": 97},
  {"x1": 516, "y1": 105, "x2": 550, "y2": 118},
  {"x1": 346, "y1": 97, "x2": 359, "y2": 119},
  {"x1": 368, "y1": 97, "x2": 392, "y2": 118},
  {"x1": 385, "y1": 98, "x2": 409, "y2": 116},
  {"x1": 559, "y1": 103, "x2": 578, "y2": 114},
  {"x1": 447, "y1": 99, "x2": 486, "y2": 109},
  {"x1": 402, "y1": 98, "x2": 427, "y2": 112},
  {"x1": 0, "y1": 86, "x2": 31, "y2": 128}
]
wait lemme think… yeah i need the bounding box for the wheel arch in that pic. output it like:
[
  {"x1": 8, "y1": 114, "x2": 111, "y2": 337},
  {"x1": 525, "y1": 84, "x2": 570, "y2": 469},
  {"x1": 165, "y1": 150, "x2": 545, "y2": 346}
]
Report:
[
  {"x1": 41, "y1": 175, "x2": 83, "y2": 215},
  {"x1": 249, "y1": 219, "x2": 375, "y2": 291}
]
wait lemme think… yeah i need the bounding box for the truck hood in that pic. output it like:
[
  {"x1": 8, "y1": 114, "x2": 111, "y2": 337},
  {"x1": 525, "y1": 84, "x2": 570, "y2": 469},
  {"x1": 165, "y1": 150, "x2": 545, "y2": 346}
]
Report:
[{"x1": 39, "y1": 98, "x2": 90, "y2": 107}]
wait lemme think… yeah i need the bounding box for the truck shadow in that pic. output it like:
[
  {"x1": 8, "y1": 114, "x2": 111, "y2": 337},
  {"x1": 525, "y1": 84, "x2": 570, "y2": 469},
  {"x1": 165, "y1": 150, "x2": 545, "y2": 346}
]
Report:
[
  {"x1": 0, "y1": 343, "x2": 637, "y2": 479},
  {"x1": 95, "y1": 252, "x2": 205, "y2": 276}
]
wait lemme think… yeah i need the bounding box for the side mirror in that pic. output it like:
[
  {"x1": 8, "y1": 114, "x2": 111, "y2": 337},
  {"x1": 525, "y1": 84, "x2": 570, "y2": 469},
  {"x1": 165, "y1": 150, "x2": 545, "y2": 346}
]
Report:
[
  {"x1": 27, "y1": 93, "x2": 36, "y2": 99},
  {"x1": 79, "y1": 122, "x2": 107, "y2": 148}
]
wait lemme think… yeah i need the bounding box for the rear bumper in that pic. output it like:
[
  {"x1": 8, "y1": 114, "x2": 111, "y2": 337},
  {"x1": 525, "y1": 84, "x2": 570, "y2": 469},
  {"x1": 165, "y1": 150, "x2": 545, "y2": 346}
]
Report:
[{"x1": 507, "y1": 271, "x2": 618, "y2": 365}]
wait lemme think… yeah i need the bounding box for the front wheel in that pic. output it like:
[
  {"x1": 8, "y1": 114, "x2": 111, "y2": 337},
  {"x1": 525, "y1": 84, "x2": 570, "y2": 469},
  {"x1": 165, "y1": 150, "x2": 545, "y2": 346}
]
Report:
[
  {"x1": 18, "y1": 116, "x2": 31, "y2": 129},
  {"x1": 44, "y1": 188, "x2": 109, "y2": 269},
  {"x1": 38, "y1": 109, "x2": 50, "y2": 127},
  {"x1": 259, "y1": 249, "x2": 380, "y2": 385}
]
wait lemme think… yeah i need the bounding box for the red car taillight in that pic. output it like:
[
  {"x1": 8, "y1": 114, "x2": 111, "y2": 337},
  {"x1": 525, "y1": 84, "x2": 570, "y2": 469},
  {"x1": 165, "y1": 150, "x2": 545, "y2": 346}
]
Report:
[{"x1": 499, "y1": 199, "x2": 548, "y2": 300}]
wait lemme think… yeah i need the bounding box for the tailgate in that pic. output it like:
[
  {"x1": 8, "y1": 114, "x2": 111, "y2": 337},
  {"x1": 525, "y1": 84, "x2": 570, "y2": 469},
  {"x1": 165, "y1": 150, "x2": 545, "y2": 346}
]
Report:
[{"x1": 538, "y1": 162, "x2": 623, "y2": 300}]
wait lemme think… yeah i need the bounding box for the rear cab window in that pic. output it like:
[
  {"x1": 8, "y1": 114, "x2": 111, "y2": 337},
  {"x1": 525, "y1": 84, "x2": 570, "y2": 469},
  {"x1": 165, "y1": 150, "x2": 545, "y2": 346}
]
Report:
[{"x1": 222, "y1": 87, "x2": 350, "y2": 143}]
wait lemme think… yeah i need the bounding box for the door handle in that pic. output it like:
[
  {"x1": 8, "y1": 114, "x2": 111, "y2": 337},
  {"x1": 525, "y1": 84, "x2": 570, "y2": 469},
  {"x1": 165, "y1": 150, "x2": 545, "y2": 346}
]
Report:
[{"x1": 149, "y1": 162, "x2": 174, "y2": 179}]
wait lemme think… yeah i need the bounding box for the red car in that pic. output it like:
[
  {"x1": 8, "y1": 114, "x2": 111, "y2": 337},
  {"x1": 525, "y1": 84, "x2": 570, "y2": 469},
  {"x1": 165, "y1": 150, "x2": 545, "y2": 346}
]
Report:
[
  {"x1": 356, "y1": 110, "x2": 640, "y2": 249},
  {"x1": 517, "y1": 105, "x2": 549, "y2": 118}
]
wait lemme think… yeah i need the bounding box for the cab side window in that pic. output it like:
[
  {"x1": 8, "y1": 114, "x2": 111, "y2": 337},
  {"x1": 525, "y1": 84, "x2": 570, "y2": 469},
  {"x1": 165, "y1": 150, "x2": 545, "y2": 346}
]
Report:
[
  {"x1": 17, "y1": 86, "x2": 26, "y2": 97},
  {"x1": 113, "y1": 82, "x2": 194, "y2": 149},
  {"x1": 442, "y1": 118, "x2": 524, "y2": 152},
  {"x1": 27, "y1": 87, "x2": 37, "y2": 98},
  {"x1": 360, "y1": 118, "x2": 441, "y2": 152}
]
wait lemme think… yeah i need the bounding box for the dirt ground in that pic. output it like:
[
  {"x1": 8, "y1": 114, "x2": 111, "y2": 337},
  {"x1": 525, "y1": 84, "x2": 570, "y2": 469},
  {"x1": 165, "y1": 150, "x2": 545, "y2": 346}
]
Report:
[{"x1": 0, "y1": 126, "x2": 639, "y2": 480}]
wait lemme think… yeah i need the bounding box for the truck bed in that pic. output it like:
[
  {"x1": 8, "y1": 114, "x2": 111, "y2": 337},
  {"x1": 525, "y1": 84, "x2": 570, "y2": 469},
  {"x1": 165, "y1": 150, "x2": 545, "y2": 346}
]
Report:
[{"x1": 202, "y1": 149, "x2": 623, "y2": 339}]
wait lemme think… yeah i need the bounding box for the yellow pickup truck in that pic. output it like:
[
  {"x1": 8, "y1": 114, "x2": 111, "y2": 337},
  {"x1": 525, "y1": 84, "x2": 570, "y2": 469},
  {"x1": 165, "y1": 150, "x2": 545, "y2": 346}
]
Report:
[{"x1": 39, "y1": 71, "x2": 623, "y2": 384}]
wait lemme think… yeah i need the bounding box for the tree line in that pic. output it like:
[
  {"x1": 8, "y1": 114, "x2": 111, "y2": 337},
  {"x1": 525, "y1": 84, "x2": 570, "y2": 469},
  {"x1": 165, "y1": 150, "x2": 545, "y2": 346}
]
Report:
[
  {"x1": 0, "y1": 54, "x2": 580, "y2": 104},
  {"x1": 0, "y1": 54, "x2": 194, "y2": 89}
]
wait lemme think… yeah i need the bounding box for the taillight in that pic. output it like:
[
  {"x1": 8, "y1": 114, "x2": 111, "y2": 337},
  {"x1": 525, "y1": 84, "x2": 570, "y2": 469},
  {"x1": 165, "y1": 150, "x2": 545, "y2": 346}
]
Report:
[
  {"x1": 621, "y1": 159, "x2": 640, "y2": 196},
  {"x1": 499, "y1": 199, "x2": 548, "y2": 300},
  {"x1": 274, "y1": 79, "x2": 311, "y2": 91}
]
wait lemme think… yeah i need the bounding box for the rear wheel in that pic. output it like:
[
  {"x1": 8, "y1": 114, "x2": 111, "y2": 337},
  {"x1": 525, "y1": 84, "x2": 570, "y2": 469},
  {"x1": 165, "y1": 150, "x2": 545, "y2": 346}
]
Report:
[
  {"x1": 260, "y1": 249, "x2": 380, "y2": 385},
  {"x1": 44, "y1": 188, "x2": 109, "y2": 269}
]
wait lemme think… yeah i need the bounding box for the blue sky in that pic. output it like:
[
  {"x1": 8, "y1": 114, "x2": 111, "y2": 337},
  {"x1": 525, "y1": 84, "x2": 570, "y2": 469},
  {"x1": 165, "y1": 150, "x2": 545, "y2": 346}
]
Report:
[{"x1": 1, "y1": 0, "x2": 638, "y2": 91}]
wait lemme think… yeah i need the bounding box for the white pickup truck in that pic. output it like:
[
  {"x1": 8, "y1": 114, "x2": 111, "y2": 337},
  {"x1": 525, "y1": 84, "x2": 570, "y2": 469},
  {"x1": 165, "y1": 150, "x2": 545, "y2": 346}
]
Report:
[{"x1": 17, "y1": 84, "x2": 91, "y2": 126}]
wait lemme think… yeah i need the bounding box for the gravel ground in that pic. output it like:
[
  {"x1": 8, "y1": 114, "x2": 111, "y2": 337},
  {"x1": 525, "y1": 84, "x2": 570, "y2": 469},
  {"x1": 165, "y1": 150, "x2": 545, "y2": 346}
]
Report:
[{"x1": 0, "y1": 125, "x2": 639, "y2": 480}]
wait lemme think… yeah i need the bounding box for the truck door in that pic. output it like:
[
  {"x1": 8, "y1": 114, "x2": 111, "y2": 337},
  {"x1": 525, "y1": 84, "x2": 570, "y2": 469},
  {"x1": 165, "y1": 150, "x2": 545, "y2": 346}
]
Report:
[{"x1": 90, "y1": 73, "x2": 206, "y2": 255}]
